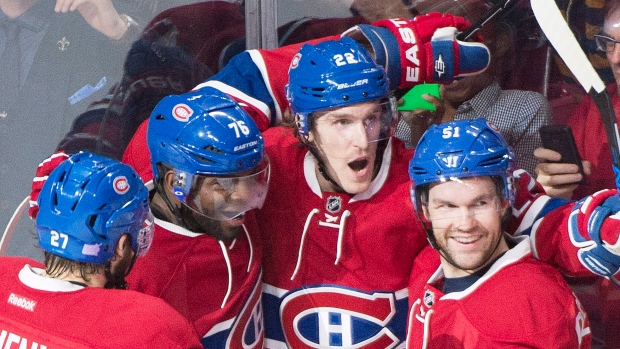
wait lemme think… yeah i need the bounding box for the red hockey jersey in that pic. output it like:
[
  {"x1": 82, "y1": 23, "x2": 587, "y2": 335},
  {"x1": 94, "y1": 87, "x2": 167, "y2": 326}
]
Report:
[
  {"x1": 0, "y1": 256, "x2": 202, "y2": 348},
  {"x1": 125, "y1": 218, "x2": 264, "y2": 349},
  {"x1": 123, "y1": 40, "x2": 606, "y2": 348},
  {"x1": 259, "y1": 127, "x2": 427, "y2": 347},
  {"x1": 407, "y1": 237, "x2": 591, "y2": 349}
]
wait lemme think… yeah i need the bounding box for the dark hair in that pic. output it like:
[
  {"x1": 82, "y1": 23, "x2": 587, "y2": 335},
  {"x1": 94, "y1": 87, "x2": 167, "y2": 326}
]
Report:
[{"x1": 44, "y1": 252, "x2": 102, "y2": 282}]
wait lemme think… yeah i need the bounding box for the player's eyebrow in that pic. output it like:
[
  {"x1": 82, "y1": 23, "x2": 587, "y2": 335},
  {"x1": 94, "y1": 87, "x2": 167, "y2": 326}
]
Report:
[{"x1": 430, "y1": 193, "x2": 497, "y2": 206}]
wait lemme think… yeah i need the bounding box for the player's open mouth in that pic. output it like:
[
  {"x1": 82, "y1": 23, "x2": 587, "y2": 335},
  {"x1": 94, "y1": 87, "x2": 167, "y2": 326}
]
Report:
[{"x1": 348, "y1": 158, "x2": 369, "y2": 172}]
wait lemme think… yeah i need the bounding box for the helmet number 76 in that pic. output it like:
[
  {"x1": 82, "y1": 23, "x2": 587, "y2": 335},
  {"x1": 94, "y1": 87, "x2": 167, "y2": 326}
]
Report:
[{"x1": 228, "y1": 120, "x2": 250, "y2": 138}]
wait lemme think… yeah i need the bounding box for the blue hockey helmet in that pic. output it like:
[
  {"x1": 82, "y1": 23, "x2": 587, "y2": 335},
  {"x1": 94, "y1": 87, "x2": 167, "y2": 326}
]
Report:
[
  {"x1": 148, "y1": 87, "x2": 265, "y2": 178},
  {"x1": 409, "y1": 118, "x2": 516, "y2": 209},
  {"x1": 36, "y1": 152, "x2": 153, "y2": 264},
  {"x1": 148, "y1": 87, "x2": 269, "y2": 220},
  {"x1": 286, "y1": 37, "x2": 393, "y2": 136}
]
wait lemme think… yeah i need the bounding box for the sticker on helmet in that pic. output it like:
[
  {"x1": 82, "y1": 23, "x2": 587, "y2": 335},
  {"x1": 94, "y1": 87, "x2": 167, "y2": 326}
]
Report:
[
  {"x1": 290, "y1": 53, "x2": 302, "y2": 69},
  {"x1": 113, "y1": 176, "x2": 130, "y2": 195},
  {"x1": 172, "y1": 103, "x2": 193, "y2": 122}
]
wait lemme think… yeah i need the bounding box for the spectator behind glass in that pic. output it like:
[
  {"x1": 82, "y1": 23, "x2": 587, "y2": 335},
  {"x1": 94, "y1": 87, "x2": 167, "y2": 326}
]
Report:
[
  {"x1": 0, "y1": 0, "x2": 133, "y2": 232},
  {"x1": 57, "y1": 1, "x2": 367, "y2": 162},
  {"x1": 394, "y1": 0, "x2": 552, "y2": 175},
  {"x1": 535, "y1": 0, "x2": 620, "y2": 201}
]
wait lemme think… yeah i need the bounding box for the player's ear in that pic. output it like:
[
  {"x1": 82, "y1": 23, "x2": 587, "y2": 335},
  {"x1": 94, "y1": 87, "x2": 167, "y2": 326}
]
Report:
[
  {"x1": 421, "y1": 205, "x2": 431, "y2": 221},
  {"x1": 163, "y1": 170, "x2": 178, "y2": 195},
  {"x1": 113, "y1": 234, "x2": 133, "y2": 261}
]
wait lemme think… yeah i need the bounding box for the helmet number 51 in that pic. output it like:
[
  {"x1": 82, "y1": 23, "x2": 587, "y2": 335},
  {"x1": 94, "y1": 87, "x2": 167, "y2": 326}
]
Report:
[{"x1": 442, "y1": 126, "x2": 461, "y2": 139}]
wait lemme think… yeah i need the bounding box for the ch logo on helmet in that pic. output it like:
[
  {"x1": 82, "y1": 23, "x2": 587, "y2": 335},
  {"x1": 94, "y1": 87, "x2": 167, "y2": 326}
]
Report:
[
  {"x1": 172, "y1": 103, "x2": 193, "y2": 122},
  {"x1": 326, "y1": 196, "x2": 342, "y2": 214},
  {"x1": 113, "y1": 176, "x2": 130, "y2": 194},
  {"x1": 290, "y1": 53, "x2": 302, "y2": 69}
]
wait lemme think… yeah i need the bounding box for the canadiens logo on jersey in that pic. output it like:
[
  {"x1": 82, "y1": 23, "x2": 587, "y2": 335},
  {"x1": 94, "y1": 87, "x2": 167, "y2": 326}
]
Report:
[
  {"x1": 326, "y1": 196, "x2": 342, "y2": 214},
  {"x1": 203, "y1": 273, "x2": 264, "y2": 349},
  {"x1": 277, "y1": 286, "x2": 404, "y2": 348}
]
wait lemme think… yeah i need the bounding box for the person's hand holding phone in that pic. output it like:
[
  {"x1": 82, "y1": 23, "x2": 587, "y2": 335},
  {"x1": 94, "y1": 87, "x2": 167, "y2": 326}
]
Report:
[
  {"x1": 398, "y1": 84, "x2": 444, "y2": 146},
  {"x1": 534, "y1": 147, "x2": 591, "y2": 200}
]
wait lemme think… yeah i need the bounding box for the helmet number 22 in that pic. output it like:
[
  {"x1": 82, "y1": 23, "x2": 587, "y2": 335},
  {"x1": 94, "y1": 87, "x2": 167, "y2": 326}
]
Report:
[
  {"x1": 333, "y1": 53, "x2": 359, "y2": 66},
  {"x1": 50, "y1": 230, "x2": 69, "y2": 249},
  {"x1": 442, "y1": 126, "x2": 461, "y2": 139},
  {"x1": 228, "y1": 121, "x2": 250, "y2": 138}
]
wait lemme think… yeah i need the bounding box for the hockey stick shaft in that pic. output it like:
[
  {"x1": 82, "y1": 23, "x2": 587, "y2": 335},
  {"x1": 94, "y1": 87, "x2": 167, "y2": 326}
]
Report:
[{"x1": 456, "y1": 0, "x2": 514, "y2": 41}]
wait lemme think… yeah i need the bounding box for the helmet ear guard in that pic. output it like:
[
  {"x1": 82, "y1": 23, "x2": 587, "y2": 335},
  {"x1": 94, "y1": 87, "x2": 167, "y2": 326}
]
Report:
[{"x1": 172, "y1": 171, "x2": 188, "y2": 202}]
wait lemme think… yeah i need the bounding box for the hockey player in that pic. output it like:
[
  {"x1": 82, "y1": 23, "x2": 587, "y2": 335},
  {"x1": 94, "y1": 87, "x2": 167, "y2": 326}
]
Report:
[
  {"x1": 0, "y1": 152, "x2": 202, "y2": 348},
  {"x1": 106, "y1": 12, "x2": 620, "y2": 348},
  {"x1": 121, "y1": 14, "x2": 491, "y2": 348},
  {"x1": 407, "y1": 119, "x2": 591, "y2": 348},
  {"x1": 122, "y1": 88, "x2": 269, "y2": 348}
]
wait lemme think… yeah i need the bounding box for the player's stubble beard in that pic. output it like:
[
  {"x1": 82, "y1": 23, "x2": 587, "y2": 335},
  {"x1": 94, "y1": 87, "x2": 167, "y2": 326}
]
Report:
[
  {"x1": 152, "y1": 186, "x2": 242, "y2": 242},
  {"x1": 435, "y1": 225, "x2": 506, "y2": 276}
]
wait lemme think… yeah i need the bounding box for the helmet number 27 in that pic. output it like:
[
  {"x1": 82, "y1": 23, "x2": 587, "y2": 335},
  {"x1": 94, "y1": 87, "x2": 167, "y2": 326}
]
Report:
[
  {"x1": 228, "y1": 120, "x2": 250, "y2": 138},
  {"x1": 442, "y1": 126, "x2": 461, "y2": 139},
  {"x1": 50, "y1": 230, "x2": 69, "y2": 249}
]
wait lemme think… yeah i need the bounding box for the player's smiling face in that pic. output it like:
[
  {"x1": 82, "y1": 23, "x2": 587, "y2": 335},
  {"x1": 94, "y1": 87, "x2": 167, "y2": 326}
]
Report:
[
  {"x1": 308, "y1": 101, "x2": 387, "y2": 194},
  {"x1": 424, "y1": 177, "x2": 509, "y2": 278}
]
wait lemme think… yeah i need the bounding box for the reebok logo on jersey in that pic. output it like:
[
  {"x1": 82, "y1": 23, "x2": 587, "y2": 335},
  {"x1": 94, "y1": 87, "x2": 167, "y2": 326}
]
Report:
[{"x1": 7, "y1": 293, "x2": 36, "y2": 312}]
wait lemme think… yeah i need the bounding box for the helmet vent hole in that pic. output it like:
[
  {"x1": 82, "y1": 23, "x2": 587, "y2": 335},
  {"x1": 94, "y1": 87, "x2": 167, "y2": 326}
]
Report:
[
  {"x1": 80, "y1": 178, "x2": 90, "y2": 189},
  {"x1": 58, "y1": 170, "x2": 67, "y2": 183},
  {"x1": 88, "y1": 215, "x2": 97, "y2": 228},
  {"x1": 156, "y1": 114, "x2": 165, "y2": 120},
  {"x1": 203, "y1": 145, "x2": 223, "y2": 154}
]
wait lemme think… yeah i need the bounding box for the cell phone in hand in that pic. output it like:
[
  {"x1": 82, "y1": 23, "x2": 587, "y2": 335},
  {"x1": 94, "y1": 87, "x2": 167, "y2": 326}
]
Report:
[
  {"x1": 398, "y1": 84, "x2": 441, "y2": 112},
  {"x1": 539, "y1": 125, "x2": 585, "y2": 184}
]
